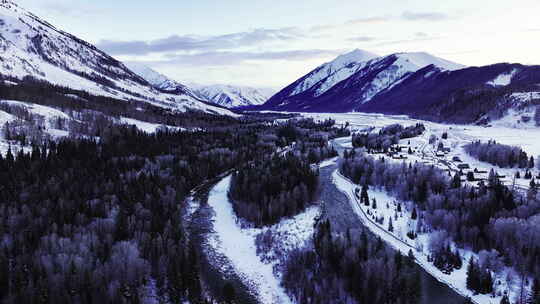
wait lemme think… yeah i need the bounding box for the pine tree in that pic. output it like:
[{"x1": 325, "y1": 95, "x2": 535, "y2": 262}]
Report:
[
  {"x1": 361, "y1": 184, "x2": 370, "y2": 206},
  {"x1": 499, "y1": 295, "x2": 510, "y2": 304},
  {"x1": 222, "y1": 282, "x2": 236, "y2": 304},
  {"x1": 388, "y1": 217, "x2": 394, "y2": 232},
  {"x1": 529, "y1": 179, "x2": 538, "y2": 201},
  {"x1": 531, "y1": 278, "x2": 540, "y2": 304},
  {"x1": 451, "y1": 172, "x2": 462, "y2": 188},
  {"x1": 411, "y1": 207, "x2": 418, "y2": 220},
  {"x1": 372, "y1": 198, "x2": 377, "y2": 209},
  {"x1": 466, "y1": 258, "x2": 478, "y2": 292}
]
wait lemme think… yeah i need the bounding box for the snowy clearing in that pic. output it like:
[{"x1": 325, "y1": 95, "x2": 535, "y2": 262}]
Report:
[
  {"x1": 119, "y1": 117, "x2": 184, "y2": 133},
  {"x1": 487, "y1": 69, "x2": 517, "y2": 86}
]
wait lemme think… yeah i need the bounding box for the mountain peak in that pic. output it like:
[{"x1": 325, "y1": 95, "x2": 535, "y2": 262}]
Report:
[
  {"x1": 193, "y1": 83, "x2": 275, "y2": 108},
  {"x1": 330, "y1": 49, "x2": 379, "y2": 67},
  {"x1": 393, "y1": 52, "x2": 466, "y2": 71}
]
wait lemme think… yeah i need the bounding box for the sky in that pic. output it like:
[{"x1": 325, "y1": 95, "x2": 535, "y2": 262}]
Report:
[{"x1": 16, "y1": 0, "x2": 540, "y2": 89}]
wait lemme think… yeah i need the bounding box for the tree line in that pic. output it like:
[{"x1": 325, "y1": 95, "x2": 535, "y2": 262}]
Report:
[
  {"x1": 283, "y1": 220, "x2": 422, "y2": 304},
  {"x1": 464, "y1": 140, "x2": 534, "y2": 168},
  {"x1": 229, "y1": 119, "x2": 343, "y2": 227},
  {"x1": 352, "y1": 123, "x2": 425, "y2": 152}
]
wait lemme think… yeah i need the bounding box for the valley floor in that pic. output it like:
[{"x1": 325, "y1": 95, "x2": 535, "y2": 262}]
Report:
[{"x1": 205, "y1": 175, "x2": 319, "y2": 304}]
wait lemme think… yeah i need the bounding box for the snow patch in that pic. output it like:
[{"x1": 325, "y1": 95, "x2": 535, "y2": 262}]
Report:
[
  {"x1": 207, "y1": 176, "x2": 293, "y2": 304},
  {"x1": 487, "y1": 69, "x2": 517, "y2": 86}
]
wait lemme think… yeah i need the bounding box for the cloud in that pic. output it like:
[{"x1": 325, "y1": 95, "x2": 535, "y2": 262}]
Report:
[
  {"x1": 401, "y1": 11, "x2": 448, "y2": 21},
  {"x1": 18, "y1": 0, "x2": 104, "y2": 17},
  {"x1": 375, "y1": 36, "x2": 442, "y2": 47},
  {"x1": 345, "y1": 16, "x2": 391, "y2": 25},
  {"x1": 311, "y1": 11, "x2": 451, "y2": 34},
  {"x1": 143, "y1": 49, "x2": 343, "y2": 67},
  {"x1": 348, "y1": 36, "x2": 377, "y2": 42},
  {"x1": 97, "y1": 28, "x2": 303, "y2": 56}
]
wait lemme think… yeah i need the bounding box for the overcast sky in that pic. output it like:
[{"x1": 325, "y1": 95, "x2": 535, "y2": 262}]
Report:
[{"x1": 17, "y1": 0, "x2": 540, "y2": 88}]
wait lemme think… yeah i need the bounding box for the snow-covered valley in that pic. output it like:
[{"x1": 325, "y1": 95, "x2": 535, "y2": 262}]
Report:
[{"x1": 200, "y1": 175, "x2": 319, "y2": 304}]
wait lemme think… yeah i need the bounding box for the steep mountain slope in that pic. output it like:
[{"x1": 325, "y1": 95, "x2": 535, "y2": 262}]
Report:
[
  {"x1": 124, "y1": 62, "x2": 194, "y2": 95},
  {"x1": 193, "y1": 84, "x2": 275, "y2": 108},
  {"x1": 0, "y1": 0, "x2": 235, "y2": 116},
  {"x1": 261, "y1": 49, "x2": 378, "y2": 110},
  {"x1": 360, "y1": 63, "x2": 540, "y2": 123},
  {"x1": 262, "y1": 51, "x2": 465, "y2": 112}
]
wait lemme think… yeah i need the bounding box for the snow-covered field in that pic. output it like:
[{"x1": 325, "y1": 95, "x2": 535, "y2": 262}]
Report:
[
  {"x1": 119, "y1": 117, "x2": 184, "y2": 133},
  {"x1": 206, "y1": 175, "x2": 319, "y2": 304},
  {"x1": 333, "y1": 170, "x2": 521, "y2": 304},
  {"x1": 306, "y1": 112, "x2": 540, "y2": 193},
  {"x1": 303, "y1": 112, "x2": 540, "y2": 156}
]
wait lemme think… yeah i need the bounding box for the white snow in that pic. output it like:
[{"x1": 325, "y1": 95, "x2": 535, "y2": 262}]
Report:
[
  {"x1": 119, "y1": 117, "x2": 184, "y2": 133},
  {"x1": 193, "y1": 84, "x2": 274, "y2": 108},
  {"x1": 285, "y1": 51, "x2": 465, "y2": 105},
  {"x1": 0, "y1": 2, "x2": 238, "y2": 116},
  {"x1": 0, "y1": 109, "x2": 16, "y2": 126},
  {"x1": 301, "y1": 112, "x2": 540, "y2": 157},
  {"x1": 487, "y1": 69, "x2": 517, "y2": 86},
  {"x1": 289, "y1": 49, "x2": 378, "y2": 97},
  {"x1": 319, "y1": 156, "x2": 338, "y2": 168},
  {"x1": 1, "y1": 100, "x2": 70, "y2": 121},
  {"x1": 394, "y1": 52, "x2": 466, "y2": 72},
  {"x1": 207, "y1": 176, "x2": 293, "y2": 304},
  {"x1": 0, "y1": 99, "x2": 70, "y2": 137}
]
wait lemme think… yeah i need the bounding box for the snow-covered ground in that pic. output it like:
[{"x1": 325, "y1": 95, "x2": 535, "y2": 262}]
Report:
[
  {"x1": 333, "y1": 170, "x2": 522, "y2": 304},
  {"x1": 119, "y1": 117, "x2": 184, "y2": 133},
  {"x1": 302, "y1": 112, "x2": 540, "y2": 156},
  {"x1": 487, "y1": 69, "x2": 517, "y2": 86},
  {"x1": 302, "y1": 112, "x2": 540, "y2": 192},
  {"x1": 0, "y1": 1, "x2": 239, "y2": 117},
  {"x1": 207, "y1": 175, "x2": 317, "y2": 304}
]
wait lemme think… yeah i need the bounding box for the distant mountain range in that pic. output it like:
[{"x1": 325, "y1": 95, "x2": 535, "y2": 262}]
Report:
[
  {"x1": 191, "y1": 84, "x2": 274, "y2": 108},
  {"x1": 126, "y1": 63, "x2": 274, "y2": 108},
  {"x1": 258, "y1": 50, "x2": 540, "y2": 124}
]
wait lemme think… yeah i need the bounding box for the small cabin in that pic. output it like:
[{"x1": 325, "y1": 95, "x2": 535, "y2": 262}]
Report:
[{"x1": 457, "y1": 163, "x2": 470, "y2": 170}]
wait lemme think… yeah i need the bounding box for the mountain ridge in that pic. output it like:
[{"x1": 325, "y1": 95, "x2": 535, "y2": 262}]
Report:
[
  {"x1": 259, "y1": 49, "x2": 540, "y2": 124},
  {"x1": 0, "y1": 0, "x2": 236, "y2": 116}
]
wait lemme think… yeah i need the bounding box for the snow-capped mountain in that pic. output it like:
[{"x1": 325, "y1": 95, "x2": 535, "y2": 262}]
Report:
[
  {"x1": 260, "y1": 49, "x2": 540, "y2": 123},
  {"x1": 193, "y1": 84, "x2": 275, "y2": 108},
  {"x1": 288, "y1": 49, "x2": 379, "y2": 98},
  {"x1": 361, "y1": 62, "x2": 540, "y2": 123},
  {"x1": 262, "y1": 50, "x2": 465, "y2": 112},
  {"x1": 124, "y1": 62, "x2": 193, "y2": 95},
  {"x1": 0, "y1": 0, "x2": 235, "y2": 116},
  {"x1": 125, "y1": 63, "x2": 273, "y2": 108}
]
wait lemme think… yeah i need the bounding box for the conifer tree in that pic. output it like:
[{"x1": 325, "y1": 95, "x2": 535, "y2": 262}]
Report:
[{"x1": 361, "y1": 184, "x2": 370, "y2": 206}]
